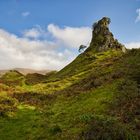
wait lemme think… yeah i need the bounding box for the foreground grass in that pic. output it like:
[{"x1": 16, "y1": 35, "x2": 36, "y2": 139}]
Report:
[
  {"x1": 0, "y1": 82, "x2": 116, "y2": 140},
  {"x1": 0, "y1": 104, "x2": 43, "y2": 140}
]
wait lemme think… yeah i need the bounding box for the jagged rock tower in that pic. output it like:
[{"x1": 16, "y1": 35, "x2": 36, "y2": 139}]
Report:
[{"x1": 86, "y1": 17, "x2": 126, "y2": 53}]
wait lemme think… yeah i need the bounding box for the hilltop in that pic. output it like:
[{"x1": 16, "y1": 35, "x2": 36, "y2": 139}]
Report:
[
  {"x1": 54, "y1": 17, "x2": 126, "y2": 79},
  {"x1": 0, "y1": 17, "x2": 140, "y2": 140}
]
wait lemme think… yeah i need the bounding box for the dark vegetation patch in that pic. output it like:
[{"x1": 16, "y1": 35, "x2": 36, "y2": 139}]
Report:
[
  {"x1": 25, "y1": 73, "x2": 47, "y2": 85},
  {"x1": 79, "y1": 115, "x2": 138, "y2": 140},
  {"x1": 11, "y1": 92, "x2": 56, "y2": 106},
  {"x1": 0, "y1": 96, "x2": 18, "y2": 117},
  {"x1": 109, "y1": 80, "x2": 140, "y2": 137}
]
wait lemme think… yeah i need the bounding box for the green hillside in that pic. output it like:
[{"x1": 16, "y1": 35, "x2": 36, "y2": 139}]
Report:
[
  {"x1": 0, "y1": 17, "x2": 140, "y2": 140},
  {"x1": 0, "y1": 70, "x2": 25, "y2": 86}
]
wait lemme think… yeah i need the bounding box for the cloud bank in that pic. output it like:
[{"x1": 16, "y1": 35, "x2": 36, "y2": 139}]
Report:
[
  {"x1": 0, "y1": 23, "x2": 139, "y2": 71},
  {"x1": 0, "y1": 25, "x2": 91, "y2": 70},
  {"x1": 125, "y1": 42, "x2": 140, "y2": 49},
  {"x1": 48, "y1": 24, "x2": 91, "y2": 48}
]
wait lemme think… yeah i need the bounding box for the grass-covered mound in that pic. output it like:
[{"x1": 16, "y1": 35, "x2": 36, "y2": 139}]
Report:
[
  {"x1": 25, "y1": 73, "x2": 47, "y2": 85},
  {"x1": 0, "y1": 70, "x2": 25, "y2": 86}
]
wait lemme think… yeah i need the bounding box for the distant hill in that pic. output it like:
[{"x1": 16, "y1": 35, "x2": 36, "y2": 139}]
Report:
[
  {"x1": 0, "y1": 68, "x2": 51, "y2": 76},
  {"x1": 0, "y1": 69, "x2": 56, "y2": 86}
]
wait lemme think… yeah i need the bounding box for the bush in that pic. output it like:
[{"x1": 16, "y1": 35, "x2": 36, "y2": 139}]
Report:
[
  {"x1": 0, "y1": 96, "x2": 18, "y2": 117},
  {"x1": 109, "y1": 79, "x2": 140, "y2": 135},
  {"x1": 79, "y1": 115, "x2": 139, "y2": 140}
]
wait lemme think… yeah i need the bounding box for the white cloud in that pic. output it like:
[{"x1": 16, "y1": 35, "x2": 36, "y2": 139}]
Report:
[
  {"x1": 0, "y1": 24, "x2": 91, "y2": 70},
  {"x1": 125, "y1": 42, "x2": 140, "y2": 49},
  {"x1": 23, "y1": 28, "x2": 41, "y2": 39},
  {"x1": 135, "y1": 8, "x2": 140, "y2": 22},
  {"x1": 48, "y1": 24, "x2": 92, "y2": 48},
  {"x1": 22, "y1": 11, "x2": 30, "y2": 17},
  {"x1": 22, "y1": 26, "x2": 47, "y2": 39}
]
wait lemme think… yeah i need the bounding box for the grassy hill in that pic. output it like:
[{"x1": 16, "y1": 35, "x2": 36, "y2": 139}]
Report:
[
  {"x1": 0, "y1": 17, "x2": 140, "y2": 140},
  {"x1": 0, "y1": 70, "x2": 25, "y2": 86}
]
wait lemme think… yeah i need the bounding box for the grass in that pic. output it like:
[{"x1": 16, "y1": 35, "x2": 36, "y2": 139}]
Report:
[
  {"x1": 35, "y1": 82, "x2": 117, "y2": 139},
  {"x1": 0, "y1": 49, "x2": 140, "y2": 139},
  {"x1": 0, "y1": 104, "x2": 43, "y2": 140}
]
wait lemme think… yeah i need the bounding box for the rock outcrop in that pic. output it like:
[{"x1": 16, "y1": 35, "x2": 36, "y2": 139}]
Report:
[{"x1": 86, "y1": 17, "x2": 126, "y2": 53}]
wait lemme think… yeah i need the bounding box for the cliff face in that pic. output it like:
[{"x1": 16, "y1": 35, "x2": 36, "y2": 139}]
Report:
[{"x1": 86, "y1": 17, "x2": 126, "y2": 53}]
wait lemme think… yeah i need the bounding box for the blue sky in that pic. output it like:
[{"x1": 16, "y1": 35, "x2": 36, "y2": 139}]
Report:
[
  {"x1": 0, "y1": 0, "x2": 140, "y2": 70},
  {"x1": 0, "y1": 0, "x2": 139, "y2": 42}
]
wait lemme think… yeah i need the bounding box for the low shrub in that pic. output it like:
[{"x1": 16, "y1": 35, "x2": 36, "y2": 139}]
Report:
[
  {"x1": 49, "y1": 125, "x2": 62, "y2": 135},
  {"x1": 79, "y1": 115, "x2": 139, "y2": 140}
]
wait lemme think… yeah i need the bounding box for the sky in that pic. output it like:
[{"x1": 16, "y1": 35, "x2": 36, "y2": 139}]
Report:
[{"x1": 0, "y1": 0, "x2": 140, "y2": 70}]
